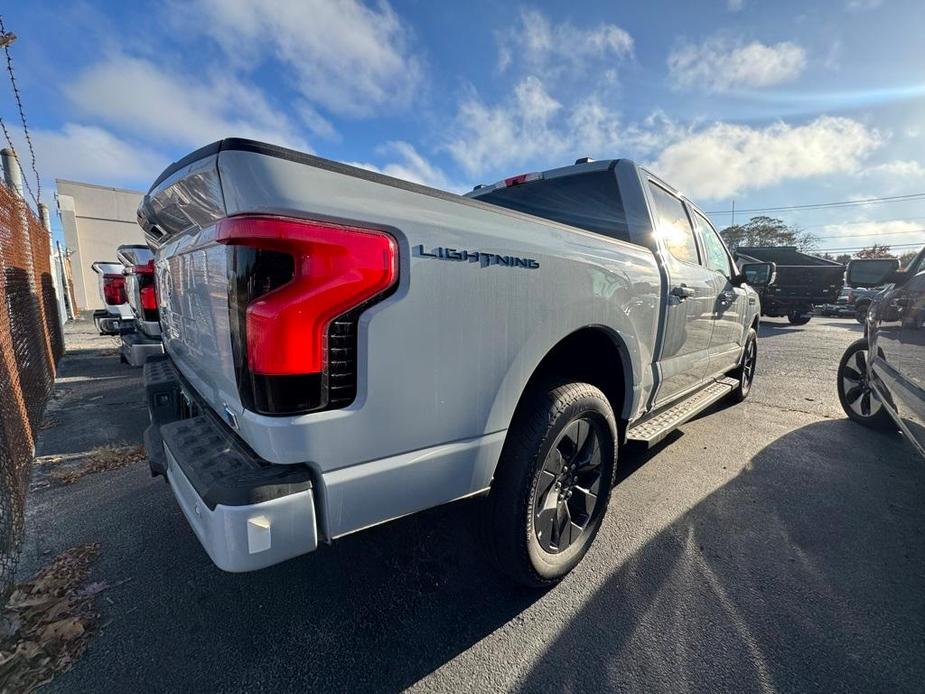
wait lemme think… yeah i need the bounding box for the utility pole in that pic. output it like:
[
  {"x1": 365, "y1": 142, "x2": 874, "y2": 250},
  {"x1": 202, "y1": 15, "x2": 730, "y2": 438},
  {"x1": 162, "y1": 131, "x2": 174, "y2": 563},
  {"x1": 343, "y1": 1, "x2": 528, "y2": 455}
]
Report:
[{"x1": 731, "y1": 199, "x2": 735, "y2": 227}]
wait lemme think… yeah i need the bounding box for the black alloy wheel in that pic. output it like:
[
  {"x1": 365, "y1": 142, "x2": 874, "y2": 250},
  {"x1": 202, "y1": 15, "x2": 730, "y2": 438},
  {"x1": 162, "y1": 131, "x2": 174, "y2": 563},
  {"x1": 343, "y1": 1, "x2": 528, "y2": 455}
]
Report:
[
  {"x1": 837, "y1": 339, "x2": 893, "y2": 429},
  {"x1": 532, "y1": 417, "x2": 605, "y2": 554}
]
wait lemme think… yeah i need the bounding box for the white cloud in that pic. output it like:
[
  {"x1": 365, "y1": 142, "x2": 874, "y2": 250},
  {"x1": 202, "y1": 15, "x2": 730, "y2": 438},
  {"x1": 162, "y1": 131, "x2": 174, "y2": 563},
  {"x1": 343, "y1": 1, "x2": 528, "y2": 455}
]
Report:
[
  {"x1": 820, "y1": 218, "x2": 923, "y2": 240},
  {"x1": 647, "y1": 116, "x2": 882, "y2": 199},
  {"x1": 181, "y1": 0, "x2": 422, "y2": 117},
  {"x1": 845, "y1": 0, "x2": 883, "y2": 11},
  {"x1": 861, "y1": 159, "x2": 925, "y2": 178},
  {"x1": 296, "y1": 103, "x2": 339, "y2": 142},
  {"x1": 444, "y1": 77, "x2": 574, "y2": 177},
  {"x1": 817, "y1": 219, "x2": 925, "y2": 254},
  {"x1": 727, "y1": 0, "x2": 745, "y2": 11},
  {"x1": 34, "y1": 123, "x2": 167, "y2": 189},
  {"x1": 348, "y1": 141, "x2": 458, "y2": 191},
  {"x1": 668, "y1": 37, "x2": 807, "y2": 92},
  {"x1": 497, "y1": 9, "x2": 633, "y2": 78},
  {"x1": 66, "y1": 55, "x2": 310, "y2": 152}
]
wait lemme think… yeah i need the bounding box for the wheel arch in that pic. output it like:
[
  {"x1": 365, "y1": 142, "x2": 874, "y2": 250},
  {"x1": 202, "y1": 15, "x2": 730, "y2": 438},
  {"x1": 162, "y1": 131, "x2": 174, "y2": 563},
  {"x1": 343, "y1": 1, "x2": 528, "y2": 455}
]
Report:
[{"x1": 491, "y1": 325, "x2": 636, "y2": 441}]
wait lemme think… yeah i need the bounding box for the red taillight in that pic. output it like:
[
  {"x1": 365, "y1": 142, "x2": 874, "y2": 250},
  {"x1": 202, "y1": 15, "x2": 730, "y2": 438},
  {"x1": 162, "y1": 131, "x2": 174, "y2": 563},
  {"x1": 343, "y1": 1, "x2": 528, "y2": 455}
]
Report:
[
  {"x1": 216, "y1": 215, "x2": 398, "y2": 376},
  {"x1": 134, "y1": 259, "x2": 155, "y2": 276},
  {"x1": 140, "y1": 285, "x2": 158, "y2": 310},
  {"x1": 503, "y1": 172, "x2": 540, "y2": 187},
  {"x1": 103, "y1": 274, "x2": 126, "y2": 305}
]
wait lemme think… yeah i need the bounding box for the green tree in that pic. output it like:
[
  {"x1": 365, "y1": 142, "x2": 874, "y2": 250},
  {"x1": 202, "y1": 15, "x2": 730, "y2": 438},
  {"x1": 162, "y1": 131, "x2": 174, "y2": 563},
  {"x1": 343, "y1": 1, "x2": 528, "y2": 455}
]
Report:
[
  {"x1": 855, "y1": 244, "x2": 895, "y2": 259},
  {"x1": 719, "y1": 216, "x2": 818, "y2": 252}
]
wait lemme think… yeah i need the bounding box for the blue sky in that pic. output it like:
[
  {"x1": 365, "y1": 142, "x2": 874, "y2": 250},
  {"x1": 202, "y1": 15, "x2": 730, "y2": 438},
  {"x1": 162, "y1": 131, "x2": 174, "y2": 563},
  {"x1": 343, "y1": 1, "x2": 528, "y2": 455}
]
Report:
[{"x1": 3, "y1": 0, "x2": 925, "y2": 253}]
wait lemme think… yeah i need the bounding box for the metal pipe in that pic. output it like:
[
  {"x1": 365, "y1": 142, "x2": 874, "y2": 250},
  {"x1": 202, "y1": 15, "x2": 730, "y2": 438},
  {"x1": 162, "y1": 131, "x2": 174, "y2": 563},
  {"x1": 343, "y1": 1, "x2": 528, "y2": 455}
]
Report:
[{"x1": 1, "y1": 148, "x2": 24, "y2": 198}]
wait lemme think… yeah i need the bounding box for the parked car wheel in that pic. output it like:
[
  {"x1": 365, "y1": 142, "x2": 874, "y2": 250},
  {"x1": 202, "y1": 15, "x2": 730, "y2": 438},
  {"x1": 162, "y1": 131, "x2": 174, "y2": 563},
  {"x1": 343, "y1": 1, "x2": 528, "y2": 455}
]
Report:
[
  {"x1": 483, "y1": 382, "x2": 617, "y2": 587},
  {"x1": 837, "y1": 339, "x2": 894, "y2": 430},
  {"x1": 855, "y1": 301, "x2": 870, "y2": 324},
  {"x1": 788, "y1": 310, "x2": 812, "y2": 325},
  {"x1": 729, "y1": 328, "x2": 757, "y2": 403}
]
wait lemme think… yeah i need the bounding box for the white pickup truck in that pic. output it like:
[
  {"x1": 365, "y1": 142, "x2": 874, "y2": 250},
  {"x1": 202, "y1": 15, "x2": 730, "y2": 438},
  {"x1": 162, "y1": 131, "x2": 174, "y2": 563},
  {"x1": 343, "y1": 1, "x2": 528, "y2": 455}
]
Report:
[{"x1": 138, "y1": 139, "x2": 771, "y2": 586}]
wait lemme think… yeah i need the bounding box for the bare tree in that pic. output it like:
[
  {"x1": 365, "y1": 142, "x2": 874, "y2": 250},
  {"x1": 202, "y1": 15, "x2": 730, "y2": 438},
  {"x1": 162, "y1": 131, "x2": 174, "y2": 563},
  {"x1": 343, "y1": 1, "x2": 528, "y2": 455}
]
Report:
[
  {"x1": 720, "y1": 216, "x2": 818, "y2": 251},
  {"x1": 855, "y1": 244, "x2": 895, "y2": 259}
]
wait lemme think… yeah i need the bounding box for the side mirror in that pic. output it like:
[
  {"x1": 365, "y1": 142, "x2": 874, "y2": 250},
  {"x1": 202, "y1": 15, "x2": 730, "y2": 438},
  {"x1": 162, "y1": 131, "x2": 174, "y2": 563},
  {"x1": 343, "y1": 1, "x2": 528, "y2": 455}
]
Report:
[
  {"x1": 846, "y1": 258, "x2": 901, "y2": 288},
  {"x1": 736, "y1": 261, "x2": 776, "y2": 287}
]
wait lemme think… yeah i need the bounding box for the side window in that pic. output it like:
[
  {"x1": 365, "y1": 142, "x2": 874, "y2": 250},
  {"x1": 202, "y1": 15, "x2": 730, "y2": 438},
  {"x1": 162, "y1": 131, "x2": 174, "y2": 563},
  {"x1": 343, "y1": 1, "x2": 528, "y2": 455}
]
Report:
[
  {"x1": 692, "y1": 211, "x2": 733, "y2": 278},
  {"x1": 648, "y1": 182, "x2": 699, "y2": 265},
  {"x1": 906, "y1": 249, "x2": 925, "y2": 276}
]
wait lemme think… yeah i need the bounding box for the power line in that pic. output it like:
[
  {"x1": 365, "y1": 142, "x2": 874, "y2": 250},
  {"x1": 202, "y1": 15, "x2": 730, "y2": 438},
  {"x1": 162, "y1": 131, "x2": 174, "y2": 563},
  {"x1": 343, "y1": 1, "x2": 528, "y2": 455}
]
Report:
[
  {"x1": 800, "y1": 214, "x2": 925, "y2": 230},
  {"x1": 0, "y1": 16, "x2": 39, "y2": 206},
  {"x1": 812, "y1": 227, "x2": 925, "y2": 241},
  {"x1": 814, "y1": 241, "x2": 923, "y2": 253},
  {"x1": 708, "y1": 192, "x2": 925, "y2": 216}
]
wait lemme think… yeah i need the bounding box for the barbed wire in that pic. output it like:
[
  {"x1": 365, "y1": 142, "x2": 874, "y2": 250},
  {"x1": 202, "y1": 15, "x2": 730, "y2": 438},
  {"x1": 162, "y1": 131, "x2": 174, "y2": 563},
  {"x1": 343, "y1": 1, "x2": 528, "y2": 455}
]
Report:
[{"x1": 0, "y1": 16, "x2": 40, "y2": 207}]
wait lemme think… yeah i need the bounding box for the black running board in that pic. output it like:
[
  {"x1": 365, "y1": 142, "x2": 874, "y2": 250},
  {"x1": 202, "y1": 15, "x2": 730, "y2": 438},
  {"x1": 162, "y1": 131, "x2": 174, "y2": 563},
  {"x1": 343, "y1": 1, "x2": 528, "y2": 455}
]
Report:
[{"x1": 627, "y1": 377, "x2": 738, "y2": 446}]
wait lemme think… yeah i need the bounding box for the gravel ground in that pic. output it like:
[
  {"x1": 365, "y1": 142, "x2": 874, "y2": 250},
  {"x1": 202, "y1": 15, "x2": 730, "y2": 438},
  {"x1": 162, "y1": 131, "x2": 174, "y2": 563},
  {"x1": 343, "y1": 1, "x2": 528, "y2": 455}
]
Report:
[{"x1": 19, "y1": 316, "x2": 925, "y2": 693}]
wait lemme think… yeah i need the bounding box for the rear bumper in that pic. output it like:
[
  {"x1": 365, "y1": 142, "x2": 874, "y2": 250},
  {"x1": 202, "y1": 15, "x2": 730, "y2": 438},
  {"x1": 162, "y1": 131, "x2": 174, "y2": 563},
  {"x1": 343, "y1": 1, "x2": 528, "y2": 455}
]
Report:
[
  {"x1": 143, "y1": 355, "x2": 318, "y2": 571},
  {"x1": 93, "y1": 309, "x2": 131, "y2": 336},
  {"x1": 120, "y1": 331, "x2": 164, "y2": 367}
]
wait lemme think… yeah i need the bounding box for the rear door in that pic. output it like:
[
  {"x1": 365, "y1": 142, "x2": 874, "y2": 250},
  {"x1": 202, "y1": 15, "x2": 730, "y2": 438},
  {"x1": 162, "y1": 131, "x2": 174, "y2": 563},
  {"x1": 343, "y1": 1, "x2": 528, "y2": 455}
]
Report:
[
  {"x1": 689, "y1": 208, "x2": 747, "y2": 376},
  {"x1": 647, "y1": 181, "x2": 716, "y2": 406}
]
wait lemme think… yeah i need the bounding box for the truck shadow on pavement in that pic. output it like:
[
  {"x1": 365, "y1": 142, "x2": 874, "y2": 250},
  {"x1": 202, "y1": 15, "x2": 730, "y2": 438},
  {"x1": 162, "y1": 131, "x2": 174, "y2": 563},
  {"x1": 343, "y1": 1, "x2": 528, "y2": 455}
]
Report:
[{"x1": 519, "y1": 419, "x2": 925, "y2": 693}]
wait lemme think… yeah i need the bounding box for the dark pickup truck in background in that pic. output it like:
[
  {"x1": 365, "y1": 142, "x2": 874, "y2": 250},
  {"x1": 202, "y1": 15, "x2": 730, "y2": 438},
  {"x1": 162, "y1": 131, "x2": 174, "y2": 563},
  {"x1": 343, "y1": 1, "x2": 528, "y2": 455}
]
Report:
[{"x1": 735, "y1": 246, "x2": 844, "y2": 325}]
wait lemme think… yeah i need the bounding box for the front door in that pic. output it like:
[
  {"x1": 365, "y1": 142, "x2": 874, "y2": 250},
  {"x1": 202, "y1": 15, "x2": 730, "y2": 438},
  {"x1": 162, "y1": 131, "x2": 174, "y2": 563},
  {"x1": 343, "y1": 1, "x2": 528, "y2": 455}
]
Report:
[
  {"x1": 690, "y1": 208, "x2": 747, "y2": 376},
  {"x1": 647, "y1": 181, "x2": 716, "y2": 406},
  {"x1": 875, "y1": 249, "x2": 925, "y2": 453}
]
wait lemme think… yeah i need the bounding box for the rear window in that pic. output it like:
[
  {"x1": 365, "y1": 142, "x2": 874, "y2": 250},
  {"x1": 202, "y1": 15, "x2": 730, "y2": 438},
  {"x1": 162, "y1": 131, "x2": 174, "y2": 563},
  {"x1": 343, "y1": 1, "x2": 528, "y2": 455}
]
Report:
[{"x1": 475, "y1": 170, "x2": 631, "y2": 242}]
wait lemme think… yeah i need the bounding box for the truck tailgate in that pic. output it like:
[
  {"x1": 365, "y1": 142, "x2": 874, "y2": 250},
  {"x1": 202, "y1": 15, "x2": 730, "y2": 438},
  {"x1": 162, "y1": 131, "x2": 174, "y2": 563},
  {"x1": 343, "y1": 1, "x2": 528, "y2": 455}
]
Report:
[
  {"x1": 769, "y1": 265, "x2": 844, "y2": 303},
  {"x1": 141, "y1": 149, "x2": 240, "y2": 418}
]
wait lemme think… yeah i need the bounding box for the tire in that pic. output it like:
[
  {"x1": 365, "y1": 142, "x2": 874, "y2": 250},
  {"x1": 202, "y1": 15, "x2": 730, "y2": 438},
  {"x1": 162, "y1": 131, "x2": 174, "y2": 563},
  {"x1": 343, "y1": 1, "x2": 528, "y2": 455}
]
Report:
[
  {"x1": 729, "y1": 328, "x2": 757, "y2": 403},
  {"x1": 855, "y1": 301, "x2": 869, "y2": 324},
  {"x1": 787, "y1": 310, "x2": 811, "y2": 325},
  {"x1": 837, "y1": 339, "x2": 894, "y2": 430},
  {"x1": 483, "y1": 382, "x2": 618, "y2": 587}
]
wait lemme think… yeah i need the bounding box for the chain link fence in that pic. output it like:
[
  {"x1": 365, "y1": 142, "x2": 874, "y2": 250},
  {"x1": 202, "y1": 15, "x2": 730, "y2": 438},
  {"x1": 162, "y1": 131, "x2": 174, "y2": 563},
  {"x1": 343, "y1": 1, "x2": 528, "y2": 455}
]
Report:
[{"x1": 0, "y1": 183, "x2": 63, "y2": 600}]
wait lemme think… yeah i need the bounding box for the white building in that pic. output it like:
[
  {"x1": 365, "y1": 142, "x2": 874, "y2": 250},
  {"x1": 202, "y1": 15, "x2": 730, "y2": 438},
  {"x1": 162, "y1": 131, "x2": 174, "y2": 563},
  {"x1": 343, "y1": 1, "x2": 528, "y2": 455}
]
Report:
[{"x1": 55, "y1": 179, "x2": 145, "y2": 312}]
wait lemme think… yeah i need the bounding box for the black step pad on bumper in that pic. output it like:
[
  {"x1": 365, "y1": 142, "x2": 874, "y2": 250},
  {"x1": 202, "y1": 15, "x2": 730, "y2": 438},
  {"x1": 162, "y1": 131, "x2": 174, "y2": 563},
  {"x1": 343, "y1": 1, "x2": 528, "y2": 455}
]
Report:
[{"x1": 143, "y1": 355, "x2": 312, "y2": 509}]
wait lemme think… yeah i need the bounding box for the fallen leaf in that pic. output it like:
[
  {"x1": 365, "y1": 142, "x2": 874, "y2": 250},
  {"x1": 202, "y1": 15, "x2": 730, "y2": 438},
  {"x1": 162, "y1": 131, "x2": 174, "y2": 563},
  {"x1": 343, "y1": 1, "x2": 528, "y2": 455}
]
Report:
[{"x1": 39, "y1": 619, "x2": 84, "y2": 643}]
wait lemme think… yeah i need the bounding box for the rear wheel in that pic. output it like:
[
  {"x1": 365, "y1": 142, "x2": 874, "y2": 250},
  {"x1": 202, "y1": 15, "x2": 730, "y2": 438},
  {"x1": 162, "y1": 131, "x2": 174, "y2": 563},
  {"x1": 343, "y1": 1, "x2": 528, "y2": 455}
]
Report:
[
  {"x1": 837, "y1": 339, "x2": 894, "y2": 429},
  {"x1": 483, "y1": 382, "x2": 617, "y2": 587},
  {"x1": 788, "y1": 310, "x2": 811, "y2": 325}
]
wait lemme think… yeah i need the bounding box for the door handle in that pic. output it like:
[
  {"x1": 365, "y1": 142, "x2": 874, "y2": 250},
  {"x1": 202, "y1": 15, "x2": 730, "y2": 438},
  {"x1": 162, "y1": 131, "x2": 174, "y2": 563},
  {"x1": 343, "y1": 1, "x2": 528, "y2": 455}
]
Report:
[{"x1": 671, "y1": 285, "x2": 695, "y2": 300}]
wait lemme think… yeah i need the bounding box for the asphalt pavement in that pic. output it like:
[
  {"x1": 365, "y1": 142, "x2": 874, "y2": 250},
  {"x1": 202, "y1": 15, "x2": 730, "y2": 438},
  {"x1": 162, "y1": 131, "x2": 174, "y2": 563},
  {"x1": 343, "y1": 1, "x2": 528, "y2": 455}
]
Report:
[{"x1": 20, "y1": 316, "x2": 925, "y2": 693}]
